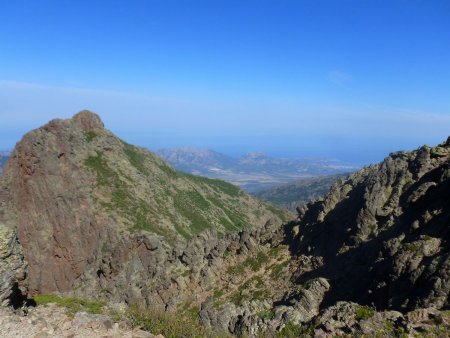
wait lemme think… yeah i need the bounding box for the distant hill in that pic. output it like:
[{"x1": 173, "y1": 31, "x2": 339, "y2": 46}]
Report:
[
  {"x1": 156, "y1": 148, "x2": 357, "y2": 192},
  {"x1": 254, "y1": 174, "x2": 349, "y2": 211}
]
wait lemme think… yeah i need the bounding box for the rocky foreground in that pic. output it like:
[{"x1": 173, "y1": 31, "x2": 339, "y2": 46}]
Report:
[{"x1": 0, "y1": 304, "x2": 156, "y2": 338}]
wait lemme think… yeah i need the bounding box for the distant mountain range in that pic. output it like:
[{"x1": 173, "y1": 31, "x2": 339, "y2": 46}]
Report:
[{"x1": 156, "y1": 148, "x2": 358, "y2": 192}]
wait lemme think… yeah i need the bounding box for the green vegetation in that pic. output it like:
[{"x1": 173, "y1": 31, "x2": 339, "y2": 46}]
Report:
[
  {"x1": 404, "y1": 241, "x2": 421, "y2": 253},
  {"x1": 382, "y1": 320, "x2": 407, "y2": 337},
  {"x1": 213, "y1": 288, "x2": 225, "y2": 299},
  {"x1": 246, "y1": 251, "x2": 270, "y2": 272},
  {"x1": 355, "y1": 305, "x2": 375, "y2": 321},
  {"x1": 83, "y1": 138, "x2": 283, "y2": 244},
  {"x1": 33, "y1": 294, "x2": 105, "y2": 317},
  {"x1": 125, "y1": 305, "x2": 230, "y2": 338},
  {"x1": 229, "y1": 275, "x2": 271, "y2": 306},
  {"x1": 226, "y1": 263, "x2": 246, "y2": 276},
  {"x1": 84, "y1": 131, "x2": 98, "y2": 142},
  {"x1": 183, "y1": 173, "x2": 242, "y2": 197},
  {"x1": 268, "y1": 245, "x2": 285, "y2": 258},
  {"x1": 276, "y1": 322, "x2": 302, "y2": 338},
  {"x1": 265, "y1": 203, "x2": 291, "y2": 223},
  {"x1": 173, "y1": 190, "x2": 211, "y2": 234},
  {"x1": 257, "y1": 310, "x2": 275, "y2": 320},
  {"x1": 269, "y1": 260, "x2": 290, "y2": 280},
  {"x1": 182, "y1": 189, "x2": 211, "y2": 211},
  {"x1": 84, "y1": 151, "x2": 170, "y2": 238},
  {"x1": 84, "y1": 152, "x2": 116, "y2": 186},
  {"x1": 219, "y1": 217, "x2": 237, "y2": 232},
  {"x1": 122, "y1": 142, "x2": 148, "y2": 174},
  {"x1": 226, "y1": 251, "x2": 269, "y2": 276}
]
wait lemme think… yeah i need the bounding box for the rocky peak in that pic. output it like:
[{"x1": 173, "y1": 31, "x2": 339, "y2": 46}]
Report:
[{"x1": 72, "y1": 110, "x2": 104, "y2": 132}]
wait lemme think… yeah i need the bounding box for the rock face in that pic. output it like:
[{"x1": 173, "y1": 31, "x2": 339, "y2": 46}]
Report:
[
  {"x1": 0, "y1": 223, "x2": 27, "y2": 306},
  {"x1": 291, "y1": 137, "x2": 450, "y2": 311},
  {"x1": 0, "y1": 111, "x2": 286, "y2": 300}
]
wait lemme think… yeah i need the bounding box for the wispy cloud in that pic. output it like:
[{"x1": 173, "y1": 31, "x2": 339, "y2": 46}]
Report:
[{"x1": 328, "y1": 70, "x2": 353, "y2": 88}]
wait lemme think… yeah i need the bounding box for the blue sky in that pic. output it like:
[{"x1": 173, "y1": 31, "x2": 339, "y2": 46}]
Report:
[{"x1": 1, "y1": 0, "x2": 449, "y2": 164}]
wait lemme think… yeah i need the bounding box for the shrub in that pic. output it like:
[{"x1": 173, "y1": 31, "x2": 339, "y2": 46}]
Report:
[
  {"x1": 33, "y1": 294, "x2": 105, "y2": 317},
  {"x1": 257, "y1": 310, "x2": 275, "y2": 320},
  {"x1": 355, "y1": 305, "x2": 375, "y2": 321},
  {"x1": 125, "y1": 305, "x2": 230, "y2": 338}
]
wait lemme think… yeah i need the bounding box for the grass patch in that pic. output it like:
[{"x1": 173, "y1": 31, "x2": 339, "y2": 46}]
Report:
[
  {"x1": 84, "y1": 152, "x2": 116, "y2": 186},
  {"x1": 355, "y1": 305, "x2": 375, "y2": 321},
  {"x1": 227, "y1": 264, "x2": 246, "y2": 276},
  {"x1": 245, "y1": 251, "x2": 270, "y2": 272},
  {"x1": 33, "y1": 294, "x2": 105, "y2": 317},
  {"x1": 257, "y1": 310, "x2": 275, "y2": 320},
  {"x1": 270, "y1": 260, "x2": 290, "y2": 280},
  {"x1": 182, "y1": 173, "x2": 242, "y2": 197},
  {"x1": 404, "y1": 242, "x2": 421, "y2": 253},
  {"x1": 122, "y1": 142, "x2": 150, "y2": 175},
  {"x1": 227, "y1": 251, "x2": 270, "y2": 276},
  {"x1": 125, "y1": 304, "x2": 230, "y2": 338},
  {"x1": 184, "y1": 190, "x2": 210, "y2": 211},
  {"x1": 230, "y1": 276, "x2": 271, "y2": 306},
  {"x1": 84, "y1": 131, "x2": 98, "y2": 142},
  {"x1": 265, "y1": 203, "x2": 291, "y2": 223},
  {"x1": 173, "y1": 190, "x2": 211, "y2": 234},
  {"x1": 277, "y1": 322, "x2": 302, "y2": 338}
]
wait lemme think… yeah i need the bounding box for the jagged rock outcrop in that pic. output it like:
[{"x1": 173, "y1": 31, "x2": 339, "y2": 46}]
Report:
[
  {"x1": 291, "y1": 137, "x2": 450, "y2": 311},
  {"x1": 0, "y1": 110, "x2": 286, "y2": 303}
]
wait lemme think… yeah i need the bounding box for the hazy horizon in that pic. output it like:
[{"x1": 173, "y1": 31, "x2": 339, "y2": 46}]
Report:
[{"x1": 1, "y1": 1, "x2": 449, "y2": 165}]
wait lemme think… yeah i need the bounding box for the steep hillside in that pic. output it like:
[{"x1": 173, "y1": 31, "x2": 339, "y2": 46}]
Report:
[
  {"x1": 254, "y1": 174, "x2": 348, "y2": 212},
  {"x1": 0, "y1": 110, "x2": 287, "y2": 299}
]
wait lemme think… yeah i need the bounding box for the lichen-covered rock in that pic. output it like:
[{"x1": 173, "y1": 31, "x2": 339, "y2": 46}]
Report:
[{"x1": 275, "y1": 278, "x2": 330, "y2": 325}]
